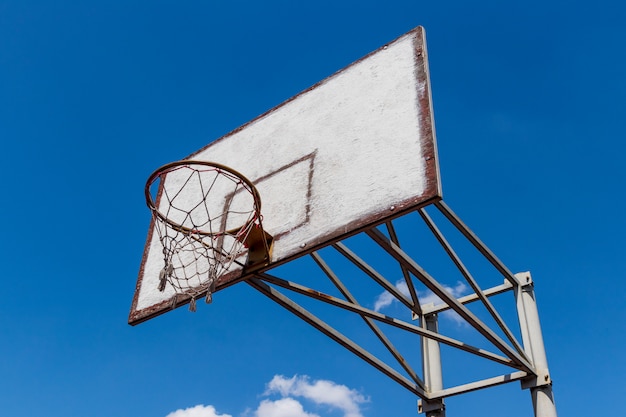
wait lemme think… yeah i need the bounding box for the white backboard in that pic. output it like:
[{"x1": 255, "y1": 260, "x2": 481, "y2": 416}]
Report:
[{"x1": 130, "y1": 26, "x2": 441, "y2": 324}]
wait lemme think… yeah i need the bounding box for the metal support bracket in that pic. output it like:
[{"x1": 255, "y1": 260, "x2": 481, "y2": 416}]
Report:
[
  {"x1": 418, "y1": 399, "x2": 446, "y2": 415},
  {"x1": 244, "y1": 227, "x2": 274, "y2": 267},
  {"x1": 517, "y1": 271, "x2": 534, "y2": 287},
  {"x1": 521, "y1": 368, "x2": 552, "y2": 389}
]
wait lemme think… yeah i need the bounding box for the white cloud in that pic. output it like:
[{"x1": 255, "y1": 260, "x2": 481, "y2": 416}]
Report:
[
  {"x1": 255, "y1": 398, "x2": 319, "y2": 417},
  {"x1": 373, "y1": 281, "x2": 409, "y2": 311},
  {"x1": 166, "y1": 404, "x2": 232, "y2": 417},
  {"x1": 419, "y1": 281, "x2": 468, "y2": 307},
  {"x1": 418, "y1": 281, "x2": 468, "y2": 326},
  {"x1": 373, "y1": 280, "x2": 469, "y2": 325},
  {"x1": 265, "y1": 375, "x2": 368, "y2": 417},
  {"x1": 166, "y1": 376, "x2": 367, "y2": 417},
  {"x1": 373, "y1": 290, "x2": 395, "y2": 312}
]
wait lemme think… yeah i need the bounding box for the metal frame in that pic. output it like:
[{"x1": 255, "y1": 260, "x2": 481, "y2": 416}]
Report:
[{"x1": 245, "y1": 201, "x2": 557, "y2": 416}]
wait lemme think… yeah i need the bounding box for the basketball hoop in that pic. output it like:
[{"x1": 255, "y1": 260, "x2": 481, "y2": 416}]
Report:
[{"x1": 145, "y1": 160, "x2": 273, "y2": 311}]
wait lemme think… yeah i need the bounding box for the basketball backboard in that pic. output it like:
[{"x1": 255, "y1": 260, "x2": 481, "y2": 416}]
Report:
[{"x1": 129, "y1": 26, "x2": 441, "y2": 324}]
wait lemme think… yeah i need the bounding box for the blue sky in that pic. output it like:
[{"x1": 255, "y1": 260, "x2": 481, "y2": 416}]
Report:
[{"x1": 1, "y1": 1, "x2": 625, "y2": 416}]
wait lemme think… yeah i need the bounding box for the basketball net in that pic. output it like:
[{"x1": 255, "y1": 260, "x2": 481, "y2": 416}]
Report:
[{"x1": 146, "y1": 161, "x2": 264, "y2": 311}]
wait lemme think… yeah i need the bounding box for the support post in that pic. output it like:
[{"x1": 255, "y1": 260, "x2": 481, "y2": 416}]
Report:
[
  {"x1": 514, "y1": 272, "x2": 557, "y2": 417},
  {"x1": 419, "y1": 311, "x2": 445, "y2": 416}
]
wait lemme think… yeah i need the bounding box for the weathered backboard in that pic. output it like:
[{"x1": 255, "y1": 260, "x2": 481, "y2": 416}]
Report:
[{"x1": 130, "y1": 26, "x2": 441, "y2": 324}]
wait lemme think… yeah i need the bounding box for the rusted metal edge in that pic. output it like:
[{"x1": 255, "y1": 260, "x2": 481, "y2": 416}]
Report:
[{"x1": 128, "y1": 195, "x2": 442, "y2": 325}]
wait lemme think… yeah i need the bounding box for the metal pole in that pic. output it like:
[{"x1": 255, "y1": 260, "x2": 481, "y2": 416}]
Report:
[
  {"x1": 420, "y1": 311, "x2": 445, "y2": 416},
  {"x1": 514, "y1": 272, "x2": 557, "y2": 417}
]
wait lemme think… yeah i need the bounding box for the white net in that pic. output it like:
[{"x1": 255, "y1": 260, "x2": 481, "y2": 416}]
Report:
[{"x1": 147, "y1": 162, "x2": 261, "y2": 311}]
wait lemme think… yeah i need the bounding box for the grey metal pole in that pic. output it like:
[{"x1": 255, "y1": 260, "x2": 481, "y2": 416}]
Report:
[
  {"x1": 420, "y1": 311, "x2": 445, "y2": 416},
  {"x1": 514, "y1": 272, "x2": 557, "y2": 417}
]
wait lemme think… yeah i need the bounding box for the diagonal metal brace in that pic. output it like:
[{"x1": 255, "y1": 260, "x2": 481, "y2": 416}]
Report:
[
  {"x1": 246, "y1": 276, "x2": 429, "y2": 399},
  {"x1": 366, "y1": 227, "x2": 534, "y2": 373}
]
